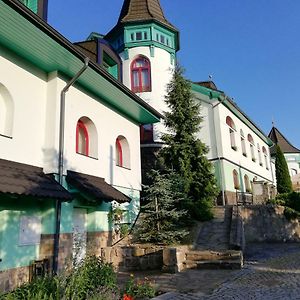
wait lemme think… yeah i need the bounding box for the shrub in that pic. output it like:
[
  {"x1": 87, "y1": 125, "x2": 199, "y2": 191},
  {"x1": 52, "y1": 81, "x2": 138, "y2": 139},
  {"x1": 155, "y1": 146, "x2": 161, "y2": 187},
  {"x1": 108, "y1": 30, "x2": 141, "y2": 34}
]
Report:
[
  {"x1": 0, "y1": 276, "x2": 64, "y2": 300},
  {"x1": 123, "y1": 275, "x2": 156, "y2": 300},
  {"x1": 66, "y1": 255, "x2": 116, "y2": 300},
  {"x1": 284, "y1": 207, "x2": 300, "y2": 221},
  {"x1": 1, "y1": 256, "x2": 117, "y2": 300}
]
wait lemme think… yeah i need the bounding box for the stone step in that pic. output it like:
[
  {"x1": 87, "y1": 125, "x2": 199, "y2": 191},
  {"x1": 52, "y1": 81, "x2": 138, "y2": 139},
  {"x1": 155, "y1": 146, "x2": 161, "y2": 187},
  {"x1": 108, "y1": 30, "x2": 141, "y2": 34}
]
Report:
[
  {"x1": 186, "y1": 250, "x2": 242, "y2": 261},
  {"x1": 212, "y1": 207, "x2": 226, "y2": 221},
  {"x1": 183, "y1": 259, "x2": 242, "y2": 270}
]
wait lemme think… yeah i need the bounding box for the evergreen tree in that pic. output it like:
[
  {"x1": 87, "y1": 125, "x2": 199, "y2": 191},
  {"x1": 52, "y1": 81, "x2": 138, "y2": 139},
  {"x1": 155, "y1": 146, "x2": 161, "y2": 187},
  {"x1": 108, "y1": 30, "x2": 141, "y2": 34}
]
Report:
[
  {"x1": 160, "y1": 66, "x2": 218, "y2": 221},
  {"x1": 136, "y1": 170, "x2": 188, "y2": 245},
  {"x1": 275, "y1": 144, "x2": 293, "y2": 193}
]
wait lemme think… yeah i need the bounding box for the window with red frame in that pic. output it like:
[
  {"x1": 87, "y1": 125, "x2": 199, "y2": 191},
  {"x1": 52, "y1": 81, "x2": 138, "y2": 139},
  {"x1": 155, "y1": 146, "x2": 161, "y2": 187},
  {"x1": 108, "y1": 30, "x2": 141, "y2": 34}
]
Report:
[
  {"x1": 76, "y1": 120, "x2": 89, "y2": 156},
  {"x1": 116, "y1": 137, "x2": 123, "y2": 167},
  {"x1": 131, "y1": 56, "x2": 151, "y2": 93}
]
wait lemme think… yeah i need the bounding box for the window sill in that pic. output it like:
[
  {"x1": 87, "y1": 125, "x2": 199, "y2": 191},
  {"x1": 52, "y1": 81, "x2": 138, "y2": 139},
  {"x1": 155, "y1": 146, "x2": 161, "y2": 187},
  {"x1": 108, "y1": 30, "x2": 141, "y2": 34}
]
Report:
[
  {"x1": 252, "y1": 159, "x2": 256, "y2": 162},
  {"x1": 0, "y1": 133, "x2": 12, "y2": 139},
  {"x1": 259, "y1": 163, "x2": 263, "y2": 167},
  {"x1": 76, "y1": 152, "x2": 98, "y2": 160},
  {"x1": 242, "y1": 153, "x2": 247, "y2": 157},
  {"x1": 116, "y1": 164, "x2": 131, "y2": 170},
  {"x1": 231, "y1": 146, "x2": 237, "y2": 151}
]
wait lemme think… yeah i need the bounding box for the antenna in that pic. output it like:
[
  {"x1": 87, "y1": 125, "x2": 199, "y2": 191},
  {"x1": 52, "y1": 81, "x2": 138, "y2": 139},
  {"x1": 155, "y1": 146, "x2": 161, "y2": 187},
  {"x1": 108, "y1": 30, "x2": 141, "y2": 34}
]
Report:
[
  {"x1": 208, "y1": 75, "x2": 213, "y2": 81},
  {"x1": 272, "y1": 117, "x2": 275, "y2": 127}
]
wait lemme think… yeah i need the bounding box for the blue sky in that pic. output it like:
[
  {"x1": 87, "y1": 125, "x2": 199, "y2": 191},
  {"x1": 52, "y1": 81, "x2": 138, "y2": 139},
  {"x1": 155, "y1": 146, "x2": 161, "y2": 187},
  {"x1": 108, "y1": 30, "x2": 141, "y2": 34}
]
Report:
[{"x1": 48, "y1": 0, "x2": 300, "y2": 148}]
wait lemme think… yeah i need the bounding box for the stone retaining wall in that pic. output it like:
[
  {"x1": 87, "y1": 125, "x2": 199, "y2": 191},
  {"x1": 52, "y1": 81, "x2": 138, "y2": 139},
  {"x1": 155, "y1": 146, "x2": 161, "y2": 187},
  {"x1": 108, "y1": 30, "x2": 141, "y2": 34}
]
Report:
[
  {"x1": 101, "y1": 245, "x2": 164, "y2": 271},
  {"x1": 100, "y1": 245, "x2": 190, "y2": 273},
  {"x1": 0, "y1": 266, "x2": 30, "y2": 293},
  {"x1": 241, "y1": 205, "x2": 300, "y2": 243}
]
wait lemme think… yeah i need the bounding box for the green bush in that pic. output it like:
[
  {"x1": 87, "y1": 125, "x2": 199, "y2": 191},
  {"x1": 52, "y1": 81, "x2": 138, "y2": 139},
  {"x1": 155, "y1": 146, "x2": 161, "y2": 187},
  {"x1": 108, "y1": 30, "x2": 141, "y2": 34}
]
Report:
[
  {"x1": 1, "y1": 256, "x2": 117, "y2": 300},
  {"x1": 184, "y1": 199, "x2": 213, "y2": 222},
  {"x1": 66, "y1": 255, "x2": 116, "y2": 300},
  {"x1": 0, "y1": 275, "x2": 64, "y2": 300},
  {"x1": 285, "y1": 192, "x2": 300, "y2": 212},
  {"x1": 284, "y1": 207, "x2": 300, "y2": 221},
  {"x1": 123, "y1": 275, "x2": 156, "y2": 299}
]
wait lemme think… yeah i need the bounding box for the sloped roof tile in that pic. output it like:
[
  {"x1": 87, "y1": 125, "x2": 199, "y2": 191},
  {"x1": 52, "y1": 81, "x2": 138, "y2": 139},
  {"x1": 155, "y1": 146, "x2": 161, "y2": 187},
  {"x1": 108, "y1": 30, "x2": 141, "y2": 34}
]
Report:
[
  {"x1": 67, "y1": 171, "x2": 131, "y2": 203},
  {"x1": 0, "y1": 159, "x2": 72, "y2": 200},
  {"x1": 268, "y1": 127, "x2": 300, "y2": 154}
]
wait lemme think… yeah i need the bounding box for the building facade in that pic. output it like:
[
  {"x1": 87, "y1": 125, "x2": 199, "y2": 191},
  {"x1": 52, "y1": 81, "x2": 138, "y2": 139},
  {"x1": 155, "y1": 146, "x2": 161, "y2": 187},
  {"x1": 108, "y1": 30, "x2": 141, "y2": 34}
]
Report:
[
  {"x1": 192, "y1": 83, "x2": 275, "y2": 205},
  {"x1": 269, "y1": 127, "x2": 300, "y2": 191},
  {"x1": 0, "y1": 0, "x2": 160, "y2": 291}
]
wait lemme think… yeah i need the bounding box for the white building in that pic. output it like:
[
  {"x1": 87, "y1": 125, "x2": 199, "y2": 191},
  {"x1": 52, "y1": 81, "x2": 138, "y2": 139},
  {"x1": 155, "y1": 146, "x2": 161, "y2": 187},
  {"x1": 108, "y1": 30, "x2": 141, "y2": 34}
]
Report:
[
  {"x1": 192, "y1": 82, "x2": 275, "y2": 205},
  {"x1": 0, "y1": 0, "x2": 160, "y2": 291}
]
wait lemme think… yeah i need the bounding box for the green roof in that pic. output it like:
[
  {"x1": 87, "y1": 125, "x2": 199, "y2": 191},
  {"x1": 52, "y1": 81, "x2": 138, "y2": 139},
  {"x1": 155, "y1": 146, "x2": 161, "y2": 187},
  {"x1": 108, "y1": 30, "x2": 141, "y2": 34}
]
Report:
[{"x1": 0, "y1": 0, "x2": 161, "y2": 124}]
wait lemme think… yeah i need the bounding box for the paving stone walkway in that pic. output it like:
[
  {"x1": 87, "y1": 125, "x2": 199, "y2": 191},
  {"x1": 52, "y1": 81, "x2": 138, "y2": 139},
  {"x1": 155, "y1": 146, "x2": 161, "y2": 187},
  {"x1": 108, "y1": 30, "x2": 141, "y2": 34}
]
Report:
[{"x1": 151, "y1": 243, "x2": 300, "y2": 300}]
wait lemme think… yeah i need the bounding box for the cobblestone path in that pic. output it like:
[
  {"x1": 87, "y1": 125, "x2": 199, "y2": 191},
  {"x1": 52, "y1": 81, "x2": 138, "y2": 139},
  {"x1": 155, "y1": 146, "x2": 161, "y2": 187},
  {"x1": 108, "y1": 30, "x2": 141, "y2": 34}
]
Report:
[{"x1": 153, "y1": 243, "x2": 300, "y2": 300}]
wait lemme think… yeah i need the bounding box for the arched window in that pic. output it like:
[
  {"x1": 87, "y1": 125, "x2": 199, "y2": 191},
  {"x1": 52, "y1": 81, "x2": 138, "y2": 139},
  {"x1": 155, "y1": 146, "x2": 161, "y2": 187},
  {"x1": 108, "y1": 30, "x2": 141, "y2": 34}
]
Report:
[
  {"x1": 240, "y1": 129, "x2": 247, "y2": 156},
  {"x1": 76, "y1": 117, "x2": 98, "y2": 158},
  {"x1": 257, "y1": 143, "x2": 263, "y2": 166},
  {"x1": 76, "y1": 120, "x2": 89, "y2": 156},
  {"x1": 226, "y1": 116, "x2": 236, "y2": 150},
  {"x1": 291, "y1": 169, "x2": 298, "y2": 176},
  {"x1": 0, "y1": 83, "x2": 14, "y2": 137},
  {"x1": 244, "y1": 175, "x2": 251, "y2": 192},
  {"x1": 116, "y1": 136, "x2": 130, "y2": 169},
  {"x1": 248, "y1": 134, "x2": 255, "y2": 162},
  {"x1": 233, "y1": 169, "x2": 240, "y2": 190},
  {"x1": 131, "y1": 56, "x2": 151, "y2": 93},
  {"x1": 262, "y1": 146, "x2": 269, "y2": 170}
]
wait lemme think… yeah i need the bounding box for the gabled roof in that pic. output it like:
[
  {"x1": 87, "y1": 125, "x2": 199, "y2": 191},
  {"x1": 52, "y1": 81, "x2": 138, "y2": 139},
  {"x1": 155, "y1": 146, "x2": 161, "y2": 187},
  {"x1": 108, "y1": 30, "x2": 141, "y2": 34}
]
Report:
[
  {"x1": 66, "y1": 171, "x2": 131, "y2": 203},
  {"x1": 0, "y1": 159, "x2": 72, "y2": 200},
  {"x1": 117, "y1": 0, "x2": 177, "y2": 31},
  {"x1": 268, "y1": 127, "x2": 300, "y2": 154}
]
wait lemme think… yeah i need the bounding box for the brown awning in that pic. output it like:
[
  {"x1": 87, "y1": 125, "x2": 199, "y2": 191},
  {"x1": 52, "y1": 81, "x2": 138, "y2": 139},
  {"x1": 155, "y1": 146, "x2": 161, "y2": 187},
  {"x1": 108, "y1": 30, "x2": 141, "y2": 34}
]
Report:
[
  {"x1": 0, "y1": 159, "x2": 72, "y2": 200},
  {"x1": 66, "y1": 171, "x2": 131, "y2": 203}
]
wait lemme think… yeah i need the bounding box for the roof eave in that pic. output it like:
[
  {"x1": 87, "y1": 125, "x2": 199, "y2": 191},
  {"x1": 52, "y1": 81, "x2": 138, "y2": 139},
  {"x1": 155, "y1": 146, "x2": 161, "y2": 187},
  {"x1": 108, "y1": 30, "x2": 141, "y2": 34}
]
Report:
[{"x1": 2, "y1": 0, "x2": 161, "y2": 124}]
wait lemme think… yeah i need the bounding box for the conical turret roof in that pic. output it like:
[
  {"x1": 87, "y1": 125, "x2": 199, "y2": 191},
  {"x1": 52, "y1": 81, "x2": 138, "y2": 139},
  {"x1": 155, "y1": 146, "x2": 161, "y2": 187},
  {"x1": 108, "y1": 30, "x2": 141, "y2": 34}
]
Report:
[
  {"x1": 118, "y1": 0, "x2": 176, "y2": 29},
  {"x1": 268, "y1": 127, "x2": 300, "y2": 155},
  {"x1": 108, "y1": 0, "x2": 177, "y2": 35}
]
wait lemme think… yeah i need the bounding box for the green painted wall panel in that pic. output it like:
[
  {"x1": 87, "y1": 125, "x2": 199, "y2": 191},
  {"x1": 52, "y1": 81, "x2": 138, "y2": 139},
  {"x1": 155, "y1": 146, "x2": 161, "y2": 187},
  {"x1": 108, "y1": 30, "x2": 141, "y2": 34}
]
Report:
[{"x1": 0, "y1": 209, "x2": 39, "y2": 271}]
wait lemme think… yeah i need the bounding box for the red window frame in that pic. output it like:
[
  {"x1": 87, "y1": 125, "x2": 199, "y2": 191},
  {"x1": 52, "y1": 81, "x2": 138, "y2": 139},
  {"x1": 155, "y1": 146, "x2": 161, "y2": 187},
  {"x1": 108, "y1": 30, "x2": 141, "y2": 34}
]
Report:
[
  {"x1": 76, "y1": 120, "x2": 89, "y2": 156},
  {"x1": 116, "y1": 138, "x2": 123, "y2": 167},
  {"x1": 131, "y1": 56, "x2": 151, "y2": 93}
]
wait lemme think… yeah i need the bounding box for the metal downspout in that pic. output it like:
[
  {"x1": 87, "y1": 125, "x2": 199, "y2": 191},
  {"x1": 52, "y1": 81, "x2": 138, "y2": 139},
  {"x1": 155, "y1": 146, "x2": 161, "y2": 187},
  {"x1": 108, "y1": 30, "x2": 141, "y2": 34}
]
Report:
[{"x1": 53, "y1": 57, "x2": 89, "y2": 274}]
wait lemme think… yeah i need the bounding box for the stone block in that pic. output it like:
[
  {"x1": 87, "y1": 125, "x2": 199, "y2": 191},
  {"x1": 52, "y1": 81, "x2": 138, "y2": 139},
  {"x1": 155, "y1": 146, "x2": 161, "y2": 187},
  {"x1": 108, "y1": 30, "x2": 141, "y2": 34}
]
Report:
[{"x1": 133, "y1": 247, "x2": 145, "y2": 257}]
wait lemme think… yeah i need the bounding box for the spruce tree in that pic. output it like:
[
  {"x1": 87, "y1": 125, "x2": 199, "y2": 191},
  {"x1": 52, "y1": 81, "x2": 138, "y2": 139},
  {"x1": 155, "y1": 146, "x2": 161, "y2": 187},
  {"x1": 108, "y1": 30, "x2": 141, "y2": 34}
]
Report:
[
  {"x1": 136, "y1": 170, "x2": 188, "y2": 245},
  {"x1": 160, "y1": 66, "x2": 218, "y2": 221},
  {"x1": 275, "y1": 144, "x2": 293, "y2": 193}
]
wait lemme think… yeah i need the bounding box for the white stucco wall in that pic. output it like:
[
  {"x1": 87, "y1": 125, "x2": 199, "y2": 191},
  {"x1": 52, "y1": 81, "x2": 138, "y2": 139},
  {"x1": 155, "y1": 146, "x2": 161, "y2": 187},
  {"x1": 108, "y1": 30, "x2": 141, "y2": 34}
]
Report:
[
  {"x1": 0, "y1": 54, "x2": 47, "y2": 167},
  {"x1": 120, "y1": 46, "x2": 174, "y2": 141},
  {"x1": 216, "y1": 104, "x2": 273, "y2": 182},
  {"x1": 285, "y1": 153, "x2": 300, "y2": 176},
  {"x1": 0, "y1": 54, "x2": 142, "y2": 192}
]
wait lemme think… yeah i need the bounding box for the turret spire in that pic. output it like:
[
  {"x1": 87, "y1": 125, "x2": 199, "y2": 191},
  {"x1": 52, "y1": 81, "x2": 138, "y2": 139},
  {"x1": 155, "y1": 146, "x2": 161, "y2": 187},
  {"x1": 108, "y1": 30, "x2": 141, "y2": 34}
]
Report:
[{"x1": 117, "y1": 0, "x2": 177, "y2": 31}]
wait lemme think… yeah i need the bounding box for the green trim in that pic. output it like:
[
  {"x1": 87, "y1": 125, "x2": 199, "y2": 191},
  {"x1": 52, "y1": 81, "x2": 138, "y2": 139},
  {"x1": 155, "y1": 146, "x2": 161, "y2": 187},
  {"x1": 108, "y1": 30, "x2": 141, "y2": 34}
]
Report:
[
  {"x1": 1, "y1": 0, "x2": 160, "y2": 124},
  {"x1": 191, "y1": 83, "x2": 273, "y2": 146},
  {"x1": 191, "y1": 83, "x2": 222, "y2": 99}
]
